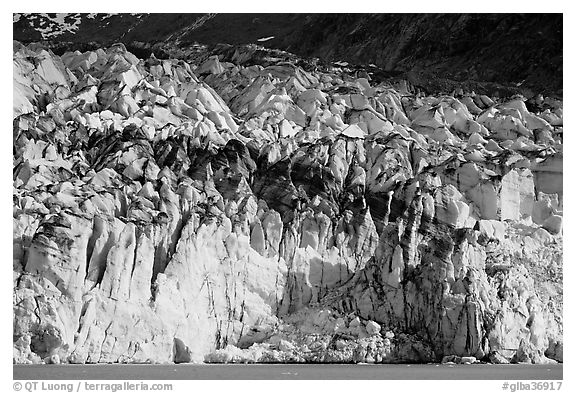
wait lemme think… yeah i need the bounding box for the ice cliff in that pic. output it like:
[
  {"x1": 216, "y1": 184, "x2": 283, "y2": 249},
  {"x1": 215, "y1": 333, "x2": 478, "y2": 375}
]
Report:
[{"x1": 13, "y1": 42, "x2": 563, "y2": 365}]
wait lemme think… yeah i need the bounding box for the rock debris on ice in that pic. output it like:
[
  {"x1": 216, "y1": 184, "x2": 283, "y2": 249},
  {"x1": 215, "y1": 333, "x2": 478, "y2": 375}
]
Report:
[{"x1": 13, "y1": 41, "x2": 562, "y2": 365}]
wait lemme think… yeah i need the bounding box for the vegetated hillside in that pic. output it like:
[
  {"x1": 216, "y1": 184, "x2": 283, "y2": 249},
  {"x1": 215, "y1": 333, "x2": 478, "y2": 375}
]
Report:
[
  {"x1": 280, "y1": 14, "x2": 563, "y2": 97},
  {"x1": 13, "y1": 13, "x2": 562, "y2": 96},
  {"x1": 12, "y1": 13, "x2": 297, "y2": 46}
]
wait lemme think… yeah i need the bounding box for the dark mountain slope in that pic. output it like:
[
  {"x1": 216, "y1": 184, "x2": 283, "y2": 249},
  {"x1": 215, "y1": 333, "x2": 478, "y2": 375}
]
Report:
[
  {"x1": 279, "y1": 14, "x2": 562, "y2": 95},
  {"x1": 13, "y1": 13, "x2": 562, "y2": 96}
]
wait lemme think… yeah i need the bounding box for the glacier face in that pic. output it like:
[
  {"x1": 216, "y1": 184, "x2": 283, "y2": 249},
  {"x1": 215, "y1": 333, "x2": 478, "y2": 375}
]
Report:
[{"x1": 13, "y1": 42, "x2": 562, "y2": 365}]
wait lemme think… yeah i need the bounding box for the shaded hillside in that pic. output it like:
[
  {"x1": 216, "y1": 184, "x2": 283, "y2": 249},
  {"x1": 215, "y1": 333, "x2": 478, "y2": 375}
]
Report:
[
  {"x1": 278, "y1": 14, "x2": 563, "y2": 96},
  {"x1": 13, "y1": 13, "x2": 563, "y2": 96}
]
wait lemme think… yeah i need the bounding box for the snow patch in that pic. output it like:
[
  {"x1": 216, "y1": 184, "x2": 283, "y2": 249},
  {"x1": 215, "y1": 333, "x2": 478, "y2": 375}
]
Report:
[
  {"x1": 29, "y1": 13, "x2": 83, "y2": 39},
  {"x1": 257, "y1": 36, "x2": 275, "y2": 42}
]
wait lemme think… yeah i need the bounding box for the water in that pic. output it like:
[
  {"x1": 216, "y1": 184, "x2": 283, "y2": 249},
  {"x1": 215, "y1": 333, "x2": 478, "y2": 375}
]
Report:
[{"x1": 14, "y1": 363, "x2": 563, "y2": 380}]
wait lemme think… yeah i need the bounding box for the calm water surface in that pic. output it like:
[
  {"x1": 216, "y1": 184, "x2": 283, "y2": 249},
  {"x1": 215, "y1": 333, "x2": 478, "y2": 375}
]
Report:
[{"x1": 14, "y1": 363, "x2": 563, "y2": 380}]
